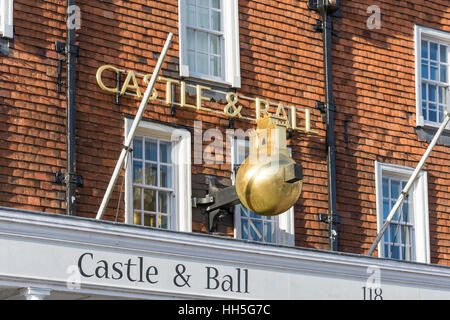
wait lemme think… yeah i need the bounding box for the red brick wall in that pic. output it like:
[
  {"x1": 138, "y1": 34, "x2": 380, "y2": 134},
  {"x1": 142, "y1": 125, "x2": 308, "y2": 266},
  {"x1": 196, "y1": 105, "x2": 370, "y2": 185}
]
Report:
[
  {"x1": 333, "y1": 0, "x2": 449, "y2": 264},
  {"x1": 0, "y1": 0, "x2": 448, "y2": 265}
]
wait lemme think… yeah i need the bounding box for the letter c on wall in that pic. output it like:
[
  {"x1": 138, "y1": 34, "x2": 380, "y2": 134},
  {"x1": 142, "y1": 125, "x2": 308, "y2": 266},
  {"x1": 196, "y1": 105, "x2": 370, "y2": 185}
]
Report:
[{"x1": 96, "y1": 65, "x2": 120, "y2": 94}]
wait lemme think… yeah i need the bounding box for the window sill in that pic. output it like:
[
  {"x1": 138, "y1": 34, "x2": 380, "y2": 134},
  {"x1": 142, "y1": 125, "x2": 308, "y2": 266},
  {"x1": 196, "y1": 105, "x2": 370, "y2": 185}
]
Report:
[
  {"x1": 182, "y1": 74, "x2": 235, "y2": 90},
  {"x1": 415, "y1": 125, "x2": 450, "y2": 146}
]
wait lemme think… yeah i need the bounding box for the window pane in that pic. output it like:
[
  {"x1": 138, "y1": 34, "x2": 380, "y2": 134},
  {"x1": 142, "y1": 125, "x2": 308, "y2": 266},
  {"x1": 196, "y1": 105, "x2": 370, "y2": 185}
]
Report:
[
  {"x1": 143, "y1": 213, "x2": 156, "y2": 227},
  {"x1": 440, "y1": 64, "x2": 447, "y2": 83},
  {"x1": 422, "y1": 102, "x2": 428, "y2": 121},
  {"x1": 145, "y1": 163, "x2": 157, "y2": 186},
  {"x1": 383, "y1": 199, "x2": 390, "y2": 220},
  {"x1": 391, "y1": 180, "x2": 399, "y2": 198},
  {"x1": 401, "y1": 225, "x2": 407, "y2": 244},
  {"x1": 241, "y1": 219, "x2": 249, "y2": 240},
  {"x1": 160, "y1": 165, "x2": 172, "y2": 188},
  {"x1": 197, "y1": 31, "x2": 208, "y2": 52},
  {"x1": 210, "y1": 55, "x2": 221, "y2": 77},
  {"x1": 198, "y1": 7, "x2": 209, "y2": 29},
  {"x1": 429, "y1": 108, "x2": 437, "y2": 122},
  {"x1": 133, "y1": 161, "x2": 143, "y2": 183},
  {"x1": 440, "y1": 45, "x2": 447, "y2": 63},
  {"x1": 401, "y1": 246, "x2": 406, "y2": 260},
  {"x1": 211, "y1": 10, "x2": 221, "y2": 31},
  {"x1": 241, "y1": 205, "x2": 250, "y2": 217},
  {"x1": 264, "y1": 221, "x2": 275, "y2": 243},
  {"x1": 422, "y1": 84, "x2": 427, "y2": 101},
  {"x1": 250, "y1": 220, "x2": 262, "y2": 242},
  {"x1": 249, "y1": 210, "x2": 258, "y2": 218},
  {"x1": 430, "y1": 42, "x2": 438, "y2": 60},
  {"x1": 388, "y1": 224, "x2": 395, "y2": 243},
  {"x1": 144, "y1": 189, "x2": 156, "y2": 212},
  {"x1": 197, "y1": 53, "x2": 209, "y2": 74},
  {"x1": 402, "y1": 202, "x2": 410, "y2": 223},
  {"x1": 421, "y1": 40, "x2": 428, "y2": 59},
  {"x1": 187, "y1": 28, "x2": 195, "y2": 50},
  {"x1": 198, "y1": 0, "x2": 209, "y2": 6},
  {"x1": 145, "y1": 140, "x2": 158, "y2": 162},
  {"x1": 439, "y1": 86, "x2": 446, "y2": 104},
  {"x1": 391, "y1": 201, "x2": 400, "y2": 221},
  {"x1": 187, "y1": 5, "x2": 196, "y2": 26},
  {"x1": 439, "y1": 106, "x2": 444, "y2": 123},
  {"x1": 133, "y1": 187, "x2": 142, "y2": 210},
  {"x1": 133, "y1": 211, "x2": 142, "y2": 225},
  {"x1": 382, "y1": 178, "x2": 389, "y2": 197},
  {"x1": 159, "y1": 191, "x2": 171, "y2": 214},
  {"x1": 404, "y1": 227, "x2": 411, "y2": 246},
  {"x1": 160, "y1": 142, "x2": 172, "y2": 163},
  {"x1": 421, "y1": 61, "x2": 428, "y2": 79},
  {"x1": 159, "y1": 215, "x2": 169, "y2": 229},
  {"x1": 188, "y1": 51, "x2": 196, "y2": 72},
  {"x1": 384, "y1": 244, "x2": 390, "y2": 258},
  {"x1": 187, "y1": 0, "x2": 195, "y2": 5},
  {"x1": 211, "y1": 0, "x2": 220, "y2": 9},
  {"x1": 429, "y1": 84, "x2": 436, "y2": 102},
  {"x1": 133, "y1": 137, "x2": 143, "y2": 159},
  {"x1": 391, "y1": 245, "x2": 400, "y2": 259},
  {"x1": 210, "y1": 34, "x2": 220, "y2": 55},
  {"x1": 430, "y1": 62, "x2": 438, "y2": 81}
]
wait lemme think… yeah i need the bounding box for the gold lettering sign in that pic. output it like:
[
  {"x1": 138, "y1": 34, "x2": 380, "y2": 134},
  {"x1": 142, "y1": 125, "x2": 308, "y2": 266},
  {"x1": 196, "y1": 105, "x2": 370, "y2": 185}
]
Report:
[{"x1": 96, "y1": 65, "x2": 319, "y2": 135}]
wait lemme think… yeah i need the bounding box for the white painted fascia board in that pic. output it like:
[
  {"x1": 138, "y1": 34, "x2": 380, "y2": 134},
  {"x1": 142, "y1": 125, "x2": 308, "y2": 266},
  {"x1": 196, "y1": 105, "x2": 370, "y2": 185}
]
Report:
[{"x1": 0, "y1": 207, "x2": 449, "y2": 291}]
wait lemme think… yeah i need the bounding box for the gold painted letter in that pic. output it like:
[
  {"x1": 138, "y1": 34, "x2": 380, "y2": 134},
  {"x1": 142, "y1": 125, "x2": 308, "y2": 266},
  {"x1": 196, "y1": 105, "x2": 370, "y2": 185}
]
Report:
[
  {"x1": 121, "y1": 71, "x2": 142, "y2": 98},
  {"x1": 158, "y1": 76, "x2": 179, "y2": 105},
  {"x1": 96, "y1": 65, "x2": 119, "y2": 94},
  {"x1": 255, "y1": 98, "x2": 270, "y2": 120},
  {"x1": 196, "y1": 85, "x2": 211, "y2": 111}
]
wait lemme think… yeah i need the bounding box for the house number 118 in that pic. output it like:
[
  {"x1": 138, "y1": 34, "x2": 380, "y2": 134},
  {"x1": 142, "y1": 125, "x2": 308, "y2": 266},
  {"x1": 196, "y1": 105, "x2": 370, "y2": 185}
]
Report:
[{"x1": 362, "y1": 286, "x2": 383, "y2": 300}]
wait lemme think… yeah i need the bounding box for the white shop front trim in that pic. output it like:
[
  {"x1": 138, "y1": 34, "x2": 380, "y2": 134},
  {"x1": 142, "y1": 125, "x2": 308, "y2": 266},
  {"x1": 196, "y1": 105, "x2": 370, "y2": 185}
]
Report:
[{"x1": 0, "y1": 206, "x2": 449, "y2": 300}]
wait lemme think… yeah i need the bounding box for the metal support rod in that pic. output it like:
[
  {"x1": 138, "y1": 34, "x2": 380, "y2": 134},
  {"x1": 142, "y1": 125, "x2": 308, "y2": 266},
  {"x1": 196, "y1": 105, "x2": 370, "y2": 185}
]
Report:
[
  {"x1": 66, "y1": 0, "x2": 78, "y2": 216},
  {"x1": 367, "y1": 111, "x2": 450, "y2": 256},
  {"x1": 320, "y1": 8, "x2": 339, "y2": 251},
  {"x1": 96, "y1": 32, "x2": 173, "y2": 220}
]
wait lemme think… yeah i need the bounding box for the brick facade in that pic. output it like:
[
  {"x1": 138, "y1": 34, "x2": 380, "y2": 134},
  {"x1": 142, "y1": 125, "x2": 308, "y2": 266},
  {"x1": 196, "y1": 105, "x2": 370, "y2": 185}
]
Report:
[{"x1": 0, "y1": 0, "x2": 448, "y2": 265}]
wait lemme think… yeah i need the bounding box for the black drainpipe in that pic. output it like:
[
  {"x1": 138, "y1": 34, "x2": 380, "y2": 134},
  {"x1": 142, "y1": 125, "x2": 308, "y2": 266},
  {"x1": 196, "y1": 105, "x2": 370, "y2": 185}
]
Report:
[
  {"x1": 308, "y1": 0, "x2": 340, "y2": 251},
  {"x1": 66, "y1": 0, "x2": 78, "y2": 216},
  {"x1": 55, "y1": 1, "x2": 81, "y2": 215}
]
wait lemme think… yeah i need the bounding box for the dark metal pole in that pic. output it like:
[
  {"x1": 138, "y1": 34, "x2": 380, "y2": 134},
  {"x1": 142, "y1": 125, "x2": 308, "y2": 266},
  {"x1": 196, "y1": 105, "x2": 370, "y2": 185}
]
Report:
[
  {"x1": 66, "y1": 0, "x2": 78, "y2": 216},
  {"x1": 323, "y1": 12, "x2": 338, "y2": 251},
  {"x1": 311, "y1": 0, "x2": 339, "y2": 251}
]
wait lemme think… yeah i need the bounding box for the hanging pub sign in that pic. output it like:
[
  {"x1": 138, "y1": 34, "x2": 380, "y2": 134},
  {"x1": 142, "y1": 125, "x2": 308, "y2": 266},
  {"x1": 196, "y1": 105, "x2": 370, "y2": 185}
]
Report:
[{"x1": 96, "y1": 65, "x2": 319, "y2": 135}]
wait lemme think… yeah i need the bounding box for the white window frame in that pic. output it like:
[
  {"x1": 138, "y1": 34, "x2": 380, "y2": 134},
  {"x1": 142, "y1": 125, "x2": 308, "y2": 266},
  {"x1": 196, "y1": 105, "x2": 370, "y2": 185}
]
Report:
[
  {"x1": 179, "y1": 0, "x2": 241, "y2": 87},
  {"x1": 231, "y1": 137, "x2": 295, "y2": 246},
  {"x1": 0, "y1": 0, "x2": 13, "y2": 39},
  {"x1": 124, "y1": 118, "x2": 192, "y2": 232},
  {"x1": 414, "y1": 25, "x2": 450, "y2": 130},
  {"x1": 374, "y1": 161, "x2": 430, "y2": 263}
]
